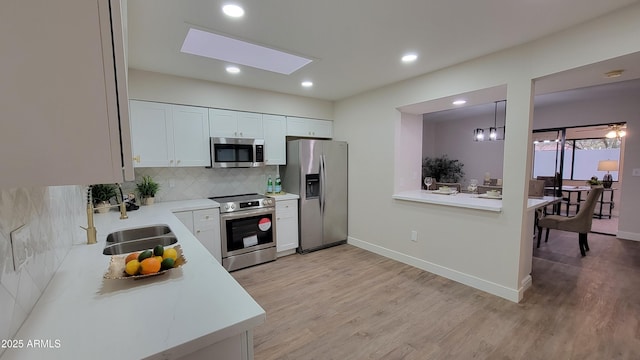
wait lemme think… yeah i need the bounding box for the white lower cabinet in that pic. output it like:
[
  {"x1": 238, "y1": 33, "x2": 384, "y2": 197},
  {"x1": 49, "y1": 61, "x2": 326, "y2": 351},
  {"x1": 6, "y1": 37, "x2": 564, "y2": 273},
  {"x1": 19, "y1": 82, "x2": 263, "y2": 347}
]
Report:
[
  {"x1": 275, "y1": 199, "x2": 299, "y2": 254},
  {"x1": 174, "y1": 208, "x2": 222, "y2": 264}
]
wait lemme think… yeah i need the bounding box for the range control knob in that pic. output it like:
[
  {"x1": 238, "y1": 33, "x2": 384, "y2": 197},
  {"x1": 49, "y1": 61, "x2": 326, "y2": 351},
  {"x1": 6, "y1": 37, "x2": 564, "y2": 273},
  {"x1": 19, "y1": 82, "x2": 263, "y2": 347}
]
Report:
[{"x1": 224, "y1": 203, "x2": 235, "y2": 211}]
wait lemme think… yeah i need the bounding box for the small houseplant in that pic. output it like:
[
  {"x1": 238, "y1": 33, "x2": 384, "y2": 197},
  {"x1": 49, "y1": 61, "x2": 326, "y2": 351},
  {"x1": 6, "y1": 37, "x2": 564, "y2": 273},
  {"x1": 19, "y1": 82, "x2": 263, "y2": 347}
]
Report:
[
  {"x1": 587, "y1": 176, "x2": 602, "y2": 187},
  {"x1": 91, "y1": 184, "x2": 117, "y2": 213},
  {"x1": 136, "y1": 175, "x2": 160, "y2": 205},
  {"x1": 422, "y1": 155, "x2": 465, "y2": 186}
]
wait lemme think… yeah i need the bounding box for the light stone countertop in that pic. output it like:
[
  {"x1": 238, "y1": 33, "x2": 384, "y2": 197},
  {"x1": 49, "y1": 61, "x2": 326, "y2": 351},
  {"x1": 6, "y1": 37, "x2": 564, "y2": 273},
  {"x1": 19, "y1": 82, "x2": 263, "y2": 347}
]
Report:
[
  {"x1": 393, "y1": 190, "x2": 560, "y2": 212},
  {"x1": 1, "y1": 199, "x2": 265, "y2": 360},
  {"x1": 266, "y1": 192, "x2": 300, "y2": 201}
]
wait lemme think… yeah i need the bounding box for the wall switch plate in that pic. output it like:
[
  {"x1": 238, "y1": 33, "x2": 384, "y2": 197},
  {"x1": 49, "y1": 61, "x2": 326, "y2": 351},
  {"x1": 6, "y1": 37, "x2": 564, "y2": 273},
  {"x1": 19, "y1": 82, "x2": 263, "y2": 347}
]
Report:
[
  {"x1": 633, "y1": 168, "x2": 640, "y2": 177},
  {"x1": 10, "y1": 224, "x2": 31, "y2": 271},
  {"x1": 410, "y1": 230, "x2": 418, "y2": 242}
]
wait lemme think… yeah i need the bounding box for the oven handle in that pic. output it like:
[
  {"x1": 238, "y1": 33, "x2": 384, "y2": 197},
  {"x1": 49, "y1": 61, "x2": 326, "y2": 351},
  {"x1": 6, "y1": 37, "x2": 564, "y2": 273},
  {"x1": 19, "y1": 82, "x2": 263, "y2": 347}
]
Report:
[{"x1": 219, "y1": 207, "x2": 275, "y2": 221}]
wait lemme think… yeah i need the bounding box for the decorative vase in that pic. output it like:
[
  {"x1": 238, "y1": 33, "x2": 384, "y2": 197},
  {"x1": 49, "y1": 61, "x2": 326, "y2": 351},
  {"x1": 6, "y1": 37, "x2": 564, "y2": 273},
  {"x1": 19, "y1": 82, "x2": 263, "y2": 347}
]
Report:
[
  {"x1": 95, "y1": 201, "x2": 110, "y2": 213},
  {"x1": 142, "y1": 197, "x2": 155, "y2": 205},
  {"x1": 602, "y1": 174, "x2": 613, "y2": 188}
]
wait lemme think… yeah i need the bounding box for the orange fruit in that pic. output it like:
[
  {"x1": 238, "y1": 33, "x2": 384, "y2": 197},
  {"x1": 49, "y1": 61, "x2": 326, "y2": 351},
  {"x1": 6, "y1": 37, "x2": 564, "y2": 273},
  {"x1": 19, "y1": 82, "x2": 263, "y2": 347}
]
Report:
[
  {"x1": 125, "y1": 252, "x2": 140, "y2": 265},
  {"x1": 139, "y1": 257, "x2": 161, "y2": 275}
]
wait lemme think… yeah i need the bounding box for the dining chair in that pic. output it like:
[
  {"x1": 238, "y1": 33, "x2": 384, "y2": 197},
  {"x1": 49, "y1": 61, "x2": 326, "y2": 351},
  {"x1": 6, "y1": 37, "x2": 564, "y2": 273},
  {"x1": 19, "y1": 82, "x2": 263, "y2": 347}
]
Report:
[{"x1": 536, "y1": 186, "x2": 603, "y2": 256}]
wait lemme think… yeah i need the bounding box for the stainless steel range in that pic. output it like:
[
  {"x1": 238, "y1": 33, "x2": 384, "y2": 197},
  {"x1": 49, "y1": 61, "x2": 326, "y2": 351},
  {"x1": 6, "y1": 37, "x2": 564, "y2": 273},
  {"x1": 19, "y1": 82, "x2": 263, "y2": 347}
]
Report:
[{"x1": 210, "y1": 193, "x2": 277, "y2": 271}]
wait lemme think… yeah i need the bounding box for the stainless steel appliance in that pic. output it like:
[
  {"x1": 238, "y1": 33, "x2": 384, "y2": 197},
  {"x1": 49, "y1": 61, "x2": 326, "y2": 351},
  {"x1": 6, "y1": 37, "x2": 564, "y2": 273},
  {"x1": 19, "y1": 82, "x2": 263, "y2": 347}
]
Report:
[
  {"x1": 282, "y1": 140, "x2": 348, "y2": 253},
  {"x1": 210, "y1": 193, "x2": 276, "y2": 271},
  {"x1": 209, "y1": 138, "x2": 265, "y2": 168}
]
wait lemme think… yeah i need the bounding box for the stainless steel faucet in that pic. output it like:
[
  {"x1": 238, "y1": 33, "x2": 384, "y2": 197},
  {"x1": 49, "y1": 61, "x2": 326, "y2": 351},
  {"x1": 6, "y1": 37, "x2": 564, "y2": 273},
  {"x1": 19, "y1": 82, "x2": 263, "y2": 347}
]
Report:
[{"x1": 81, "y1": 184, "x2": 128, "y2": 245}]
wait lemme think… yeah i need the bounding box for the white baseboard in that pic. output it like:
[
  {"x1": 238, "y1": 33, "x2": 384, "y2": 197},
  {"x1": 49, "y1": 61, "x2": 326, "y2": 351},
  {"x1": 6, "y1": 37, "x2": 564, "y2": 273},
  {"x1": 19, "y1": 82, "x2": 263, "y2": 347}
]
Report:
[
  {"x1": 347, "y1": 237, "x2": 523, "y2": 303},
  {"x1": 616, "y1": 231, "x2": 640, "y2": 241}
]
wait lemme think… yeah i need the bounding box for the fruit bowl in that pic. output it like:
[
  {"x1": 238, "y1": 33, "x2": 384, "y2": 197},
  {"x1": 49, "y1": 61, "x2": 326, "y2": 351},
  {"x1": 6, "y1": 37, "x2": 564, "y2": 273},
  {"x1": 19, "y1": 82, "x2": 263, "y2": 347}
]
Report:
[{"x1": 103, "y1": 244, "x2": 186, "y2": 280}]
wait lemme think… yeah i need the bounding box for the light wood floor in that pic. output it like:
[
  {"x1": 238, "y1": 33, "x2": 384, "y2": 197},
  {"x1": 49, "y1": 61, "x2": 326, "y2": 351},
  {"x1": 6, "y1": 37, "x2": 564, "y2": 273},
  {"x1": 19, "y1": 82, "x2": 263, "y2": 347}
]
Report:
[{"x1": 233, "y1": 232, "x2": 640, "y2": 360}]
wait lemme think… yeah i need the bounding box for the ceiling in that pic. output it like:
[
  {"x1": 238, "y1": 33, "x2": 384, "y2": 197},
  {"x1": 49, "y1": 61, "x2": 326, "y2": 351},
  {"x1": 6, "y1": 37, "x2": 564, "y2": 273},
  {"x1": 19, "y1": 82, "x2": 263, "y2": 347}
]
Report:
[{"x1": 126, "y1": 0, "x2": 638, "y2": 102}]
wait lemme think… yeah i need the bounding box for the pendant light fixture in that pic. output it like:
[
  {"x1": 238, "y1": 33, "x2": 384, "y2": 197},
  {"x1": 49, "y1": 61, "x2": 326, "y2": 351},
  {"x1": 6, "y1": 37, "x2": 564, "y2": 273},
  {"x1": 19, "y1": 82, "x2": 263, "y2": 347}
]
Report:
[{"x1": 474, "y1": 100, "x2": 506, "y2": 142}]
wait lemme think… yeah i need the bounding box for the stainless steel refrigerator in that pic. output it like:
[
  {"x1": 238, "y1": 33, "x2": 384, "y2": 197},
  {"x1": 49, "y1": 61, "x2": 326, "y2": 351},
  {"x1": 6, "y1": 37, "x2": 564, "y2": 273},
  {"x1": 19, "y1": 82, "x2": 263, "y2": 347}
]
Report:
[{"x1": 282, "y1": 140, "x2": 348, "y2": 253}]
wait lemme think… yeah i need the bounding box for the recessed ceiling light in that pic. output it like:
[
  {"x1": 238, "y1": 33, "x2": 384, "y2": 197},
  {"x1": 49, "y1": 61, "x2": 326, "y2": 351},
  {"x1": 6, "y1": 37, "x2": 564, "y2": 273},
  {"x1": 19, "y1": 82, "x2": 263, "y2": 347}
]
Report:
[
  {"x1": 226, "y1": 66, "x2": 240, "y2": 74},
  {"x1": 452, "y1": 100, "x2": 467, "y2": 105},
  {"x1": 222, "y1": 4, "x2": 244, "y2": 18},
  {"x1": 181, "y1": 28, "x2": 312, "y2": 75},
  {"x1": 301, "y1": 81, "x2": 313, "y2": 88},
  {"x1": 401, "y1": 54, "x2": 418, "y2": 63},
  {"x1": 604, "y1": 69, "x2": 624, "y2": 78}
]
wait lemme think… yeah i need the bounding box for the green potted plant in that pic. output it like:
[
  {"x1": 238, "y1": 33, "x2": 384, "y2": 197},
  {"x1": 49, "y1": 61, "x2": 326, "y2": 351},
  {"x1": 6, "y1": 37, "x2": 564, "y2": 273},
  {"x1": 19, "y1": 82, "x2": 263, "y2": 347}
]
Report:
[
  {"x1": 91, "y1": 184, "x2": 117, "y2": 213},
  {"x1": 587, "y1": 176, "x2": 602, "y2": 187},
  {"x1": 136, "y1": 175, "x2": 160, "y2": 205},
  {"x1": 422, "y1": 155, "x2": 465, "y2": 186}
]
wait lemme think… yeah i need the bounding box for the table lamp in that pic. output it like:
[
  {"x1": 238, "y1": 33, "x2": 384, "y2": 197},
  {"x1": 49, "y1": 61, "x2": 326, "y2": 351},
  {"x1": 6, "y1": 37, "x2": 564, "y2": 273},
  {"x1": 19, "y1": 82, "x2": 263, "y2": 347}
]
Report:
[{"x1": 597, "y1": 160, "x2": 618, "y2": 188}]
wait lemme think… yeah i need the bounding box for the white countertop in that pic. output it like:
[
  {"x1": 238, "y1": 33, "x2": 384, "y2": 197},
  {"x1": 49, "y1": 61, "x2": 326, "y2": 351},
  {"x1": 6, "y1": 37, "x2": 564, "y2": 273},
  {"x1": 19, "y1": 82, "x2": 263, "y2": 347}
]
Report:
[
  {"x1": 1, "y1": 199, "x2": 265, "y2": 360},
  {"x1": 393, "y1": 190, "x2": 502, "y2": 212},
  {"x1": 267, "y1": 192, "x2": 300, "y2": 201},
  {"x1": 393, "y1": 190, "x2": 561, "y2": 212}
]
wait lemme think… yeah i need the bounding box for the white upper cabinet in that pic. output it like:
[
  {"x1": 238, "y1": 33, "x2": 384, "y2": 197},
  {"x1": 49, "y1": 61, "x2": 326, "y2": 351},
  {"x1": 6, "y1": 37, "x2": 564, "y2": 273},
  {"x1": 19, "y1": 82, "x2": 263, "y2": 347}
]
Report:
[
  {"x1": 286, "y1": 117, "x2": 333, "y2": 138},
  {"x1": 210, "y1": 109, "x2": 263, "y2": 139},
  {"x1": 171, "y1": 105, "x2": 210, "y2": 167},
  {"x1": 0, "y1": 0, "x2": 133, "y2": 186},
  {"x1": 130, "y1": 101, "x2": 209, "y2": 167},
  {"x1": 263, "y1": 114, "x2": 287, "y2": 165}
]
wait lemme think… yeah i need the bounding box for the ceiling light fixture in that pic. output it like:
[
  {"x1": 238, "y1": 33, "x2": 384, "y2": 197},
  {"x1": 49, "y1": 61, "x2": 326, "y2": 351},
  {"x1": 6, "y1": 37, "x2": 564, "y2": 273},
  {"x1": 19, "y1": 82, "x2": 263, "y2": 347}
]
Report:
[
  {"x1": 401, "y1": 54, "x2": 418, "y2": 63},
  {"x1": 452, "y1": 100, "x2": 467, "y2": 105},
  {"x1": 222, "y1": 4, "x2": 245, "y2": 18},
  {"x1": 226, "y1": 66, "x2": 240, "y2": 74},
  {"x1": 474, "y1": 100, "x2": 506, "y2": 142},
  {"x1": 301, "y1": 81, "x2": 313, "y2": 88},
  {"x1": 604, "y1": 69, "x2": 624, "y2": 78},
  {"x1": 605, "y1": 124, "x2": 626, "y2": 139}
]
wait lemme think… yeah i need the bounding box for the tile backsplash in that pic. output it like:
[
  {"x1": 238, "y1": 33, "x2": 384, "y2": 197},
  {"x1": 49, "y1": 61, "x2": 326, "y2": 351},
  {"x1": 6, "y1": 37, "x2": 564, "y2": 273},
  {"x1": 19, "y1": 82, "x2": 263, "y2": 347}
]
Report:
[
  {"x1": 0, "y1": 185, "x2": 84, "y2": 349},
  {"x1": 125, "y1": 166, "x2": 280, "y2": 202}
]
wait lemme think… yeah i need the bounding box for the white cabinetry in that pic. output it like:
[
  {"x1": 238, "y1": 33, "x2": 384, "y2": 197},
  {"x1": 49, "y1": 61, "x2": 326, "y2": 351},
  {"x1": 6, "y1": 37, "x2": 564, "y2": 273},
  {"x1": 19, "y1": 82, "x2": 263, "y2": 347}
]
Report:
[
  {"x1": 174, "y1": 208, "x2": 222, "y2": 264},
  {"x1": 275, "y1": 199, "x2": 299, "y2": 255},
  {"x1": 263, "y1": 114, "x2": 287, "y2": 165},
  {"x1": 210, "y1": 109, "x2": 263, "y2": 139},
  {"x1": 286, "y1": 117, "x2": 333, "y2": 138},
  {"x1": 0, "y1": 0, "x2": 133, "y2": 186},
  {"x1": 130, "y1": 101, "x2": 210, "y2": 167}
]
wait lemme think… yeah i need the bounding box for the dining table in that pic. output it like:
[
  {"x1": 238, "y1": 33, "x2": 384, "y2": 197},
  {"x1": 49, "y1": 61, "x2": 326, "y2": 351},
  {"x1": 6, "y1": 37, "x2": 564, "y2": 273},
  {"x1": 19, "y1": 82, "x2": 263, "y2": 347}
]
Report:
[{"x1": 545, "y1": 185, "x2": 591, "y2": 216}]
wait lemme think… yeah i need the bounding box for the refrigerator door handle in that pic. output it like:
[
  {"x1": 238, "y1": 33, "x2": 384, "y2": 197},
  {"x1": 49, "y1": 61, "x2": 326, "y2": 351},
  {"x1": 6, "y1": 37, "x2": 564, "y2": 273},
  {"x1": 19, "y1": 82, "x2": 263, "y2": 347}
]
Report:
[{"x1": 320, "y1": 154, "x2": 326, "y2": 214}]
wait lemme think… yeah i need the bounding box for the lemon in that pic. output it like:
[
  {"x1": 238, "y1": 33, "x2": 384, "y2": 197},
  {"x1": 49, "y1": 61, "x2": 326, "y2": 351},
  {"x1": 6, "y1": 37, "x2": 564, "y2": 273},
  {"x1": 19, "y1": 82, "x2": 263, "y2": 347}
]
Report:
[
  {"x1": 163, "y1": 247, "x2": 178, "y2": 261},
  {"x1": 154, "y1": 255, "x2": 163, "y2": 263},
  {"x1": 153, "y1": 245, "x2": 164, "y2": 257},
  {"x1": 125, "y1": 259, "x2": 140, "y2": 276}
]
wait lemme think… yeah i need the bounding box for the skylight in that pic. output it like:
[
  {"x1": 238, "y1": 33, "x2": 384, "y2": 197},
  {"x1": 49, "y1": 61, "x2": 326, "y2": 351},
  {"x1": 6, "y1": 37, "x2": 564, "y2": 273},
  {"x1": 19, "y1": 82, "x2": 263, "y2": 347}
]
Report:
[{"x1": 181, "y1": 28, "x2": 312, "y2": 75}]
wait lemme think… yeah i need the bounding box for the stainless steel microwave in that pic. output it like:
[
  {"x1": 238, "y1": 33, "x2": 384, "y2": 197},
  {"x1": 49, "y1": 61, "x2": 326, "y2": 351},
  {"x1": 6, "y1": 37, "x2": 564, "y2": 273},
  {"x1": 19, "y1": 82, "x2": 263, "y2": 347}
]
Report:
[{"x1": 210, "y1": 137, "x2": 265, "y2": 168}]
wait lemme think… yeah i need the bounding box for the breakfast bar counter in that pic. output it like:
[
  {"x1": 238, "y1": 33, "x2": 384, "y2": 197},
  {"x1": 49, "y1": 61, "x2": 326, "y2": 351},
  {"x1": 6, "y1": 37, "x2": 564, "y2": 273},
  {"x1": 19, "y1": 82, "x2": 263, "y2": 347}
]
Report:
[
  {"x1": 1, "y1": 199, "x2": 265, "y2": 360},
  {"x1": 393, "y1": 190, "x2": 560, "y2": 213}
]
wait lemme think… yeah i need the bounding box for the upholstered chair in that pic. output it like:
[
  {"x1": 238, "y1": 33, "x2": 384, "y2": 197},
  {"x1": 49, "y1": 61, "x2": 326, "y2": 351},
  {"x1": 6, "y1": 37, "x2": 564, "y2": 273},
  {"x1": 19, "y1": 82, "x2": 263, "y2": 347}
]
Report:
[{"x1": 536, "y1": 186, "x2": 604, "y2": 256}]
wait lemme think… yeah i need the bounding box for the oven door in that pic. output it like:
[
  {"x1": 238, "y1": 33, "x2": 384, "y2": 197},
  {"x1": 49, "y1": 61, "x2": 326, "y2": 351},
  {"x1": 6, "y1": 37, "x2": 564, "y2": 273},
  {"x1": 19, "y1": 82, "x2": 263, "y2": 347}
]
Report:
[{"x1": 220, "y1": 207, "x2": 276, "y2": 258}]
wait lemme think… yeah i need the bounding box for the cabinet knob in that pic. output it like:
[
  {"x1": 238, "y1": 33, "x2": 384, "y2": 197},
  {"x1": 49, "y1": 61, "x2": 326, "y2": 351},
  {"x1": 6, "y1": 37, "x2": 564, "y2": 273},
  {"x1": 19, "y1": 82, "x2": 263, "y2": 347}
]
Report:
[
  {"x1": 170, "y1": 159, "x2": 174, "y2": 163},
  {"x1": 196, "y1": 230, "x2": 201, "y2": 234},
  {"x1": 205, "y1": 216, "x2": 209, "y2": 219},
  {"x1": 177, "y1": 160, "x2": 181, "y2": 164},
  {"x1": 133, "y1": 155, "x2": 141, "y2": 163},
  {"x1": 239, "y1": 132, "x2": 243, "y2": 137}
]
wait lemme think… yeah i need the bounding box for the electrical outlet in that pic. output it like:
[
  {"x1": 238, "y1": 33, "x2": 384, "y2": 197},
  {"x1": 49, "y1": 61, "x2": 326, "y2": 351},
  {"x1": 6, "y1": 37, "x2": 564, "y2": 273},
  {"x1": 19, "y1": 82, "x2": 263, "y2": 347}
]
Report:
[
  {"x1": 10, "y1": 224, "x2": 31, "y2": 271},
  {"x1": 633, "y1": 168, "x2": 640, "y2": 177},
  {"x1": 410, "y1": 230, "x2": 418, "y2": 242},
  {"x1": 169, "y1": 179, "x2": 176, "y2": 188}
]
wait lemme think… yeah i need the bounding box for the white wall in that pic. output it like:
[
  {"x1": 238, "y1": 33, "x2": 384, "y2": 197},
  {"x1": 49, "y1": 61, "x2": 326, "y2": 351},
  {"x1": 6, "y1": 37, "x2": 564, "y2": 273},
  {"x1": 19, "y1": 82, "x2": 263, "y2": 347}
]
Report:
[
  {"x1": 335, "y1": 3, "x2": 640, "y2": 301},
  {"x1": 128, "y1": 69, "x2": 334, "y2": 120}
]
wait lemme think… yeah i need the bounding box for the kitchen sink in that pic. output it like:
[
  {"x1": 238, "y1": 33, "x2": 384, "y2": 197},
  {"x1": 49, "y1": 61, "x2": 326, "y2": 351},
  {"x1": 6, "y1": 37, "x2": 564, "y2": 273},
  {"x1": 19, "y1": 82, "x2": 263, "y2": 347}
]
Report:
[
  {"x1": 106, "y1": 225, "x2": 172, "y2": 243},
  {"x1": 102, "y1": 236, "x2": 178, "y2": 255}
]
